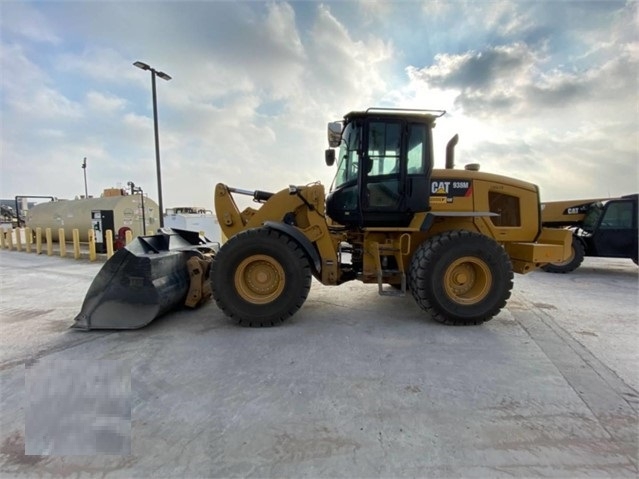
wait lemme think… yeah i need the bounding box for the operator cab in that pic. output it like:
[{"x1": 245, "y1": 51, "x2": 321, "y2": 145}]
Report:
[
  {"x1": 325, "y1": 108, "x2": 442, "y2": 227},
  {"x1": 583, "y1": 194, "x2": 638, "y2": 260}
]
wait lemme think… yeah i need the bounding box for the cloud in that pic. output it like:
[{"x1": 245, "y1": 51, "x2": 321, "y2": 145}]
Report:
[
  {"x1": 391, "y1": 1, "x2": 638, "y2": 200},
  {"x1": 86, "y1": 91, "x2": 127, "y2": 113},
  {"x1": 406, "y1": 31, "x2": 637, "y2": 118},
  {"x1": 1, "y1": 42, "x2": 82, "y2": 121},
  {"x1": 357, "y1": 0, "x2": 393, "y2": 24},
  {"x1": 57, "y1": 47, "x2": 144, "y2": 86},
  {"x1": 1, "y1": 0, "x2": 636, "y2": 208},
  {"x1": 0, "y1": 2, "x2": 60, "y2": 44},
  {"x1": 405, "y1": 43, "x2": 532, "y2": 115},
  {"x1": 301, "y1": 4, "x2": 393, "y2": 115}
]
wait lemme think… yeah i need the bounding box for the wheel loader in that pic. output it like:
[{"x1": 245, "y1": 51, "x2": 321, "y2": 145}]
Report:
[
  {"x1": 540, "y1": 194, "x2": 638, "y2": 273},
  {"x1": 74, "y1": 108, "x2": 571, "y2": 330}
]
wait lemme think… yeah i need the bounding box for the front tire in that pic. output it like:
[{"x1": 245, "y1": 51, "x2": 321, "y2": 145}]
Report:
[
  {"x1": 541, "y1": 235, "x2": 585, "y2": 274},
  {"x1": 211, "y1": 228, "x2": 312, "y2": 327},
  {"x1": 409, "y1": 231, "x2": 513, "y2": 325}
]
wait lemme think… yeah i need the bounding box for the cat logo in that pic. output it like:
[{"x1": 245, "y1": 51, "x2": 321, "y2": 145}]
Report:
[
  {"x1": 431, "y1": 181, "x2": 451, "y2": 194},
  {"x1": 430, "y1": 179, "x2": 472, "y2": 197}
]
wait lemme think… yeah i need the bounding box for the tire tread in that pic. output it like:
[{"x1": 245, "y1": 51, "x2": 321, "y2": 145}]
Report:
[
  {"x1": 408, "y1": 230, "x2": 513, "y2": 326},
  {"x1": 211, "y1": 228, "x2": 311, "y2": 327}
]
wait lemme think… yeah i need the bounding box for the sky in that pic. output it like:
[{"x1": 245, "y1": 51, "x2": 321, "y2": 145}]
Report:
[{"x1": 1, "y1": 0, "x2": 637, "y2": 212}]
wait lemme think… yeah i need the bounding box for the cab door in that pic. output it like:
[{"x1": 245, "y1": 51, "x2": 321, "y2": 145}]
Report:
[
  {"x1": 360, "y1": 120, "x2": 431, "y2": 226},
  {"x1": 361, "y1": 120, "x2": 403, "y2": 215},
  {"x1": 592, "y1": 198, "x2": 637, "y2": 258}
]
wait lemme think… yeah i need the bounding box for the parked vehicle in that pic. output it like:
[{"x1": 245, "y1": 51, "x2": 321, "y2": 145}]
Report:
[{"x1": 541, "y1": 194, "x2": 638, "y2": 273}]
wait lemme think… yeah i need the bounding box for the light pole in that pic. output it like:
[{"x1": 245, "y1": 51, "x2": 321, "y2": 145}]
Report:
[
  {"x1": 81, "y1": 157, "x2": 88, "y2": 198},
  {"x1": 133, "y1": 61, "x2": 171, "y2": 227}
]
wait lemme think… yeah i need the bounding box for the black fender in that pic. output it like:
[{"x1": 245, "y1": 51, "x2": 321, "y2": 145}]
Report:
[
  {"x1": 263, "y1": 221, "x2": 321, "y2": 276},
  {"x1": 571, "y1": 230, "x2": 589, "y2": 253}
]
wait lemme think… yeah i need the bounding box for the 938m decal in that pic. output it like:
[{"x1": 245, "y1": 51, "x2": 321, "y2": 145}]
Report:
[{"x1": 430, "y1": 180, "x2": 473, "y2": 198}]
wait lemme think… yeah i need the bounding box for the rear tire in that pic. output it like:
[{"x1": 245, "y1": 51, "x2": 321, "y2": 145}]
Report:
[
  {"x1": 211, "y1": 228, "x2": 312, "y2": 327},
  {"x1": 541, "y1": 235, "x2": 584, "y2": 274},
  {"x1": 409, "y1": 231, "x2": 513, "y2": 325}
]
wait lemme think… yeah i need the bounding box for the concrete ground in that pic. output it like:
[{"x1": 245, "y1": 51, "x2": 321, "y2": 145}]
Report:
[{"x1": 0, "y1": 249, "x2": 637, "y2": 477}]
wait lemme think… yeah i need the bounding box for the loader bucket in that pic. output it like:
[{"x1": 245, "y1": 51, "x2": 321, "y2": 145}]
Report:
[{"x1": 73, "y1": 229, "x2": 218, "y2": 331}]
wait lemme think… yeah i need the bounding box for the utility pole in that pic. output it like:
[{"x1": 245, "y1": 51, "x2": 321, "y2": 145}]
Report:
[
  {"x1": 82, "y1": 157, "x2": 88, "y2": 198},
  {"x1": 133, "y1": 61, "x2": 172, "y2": 227}
]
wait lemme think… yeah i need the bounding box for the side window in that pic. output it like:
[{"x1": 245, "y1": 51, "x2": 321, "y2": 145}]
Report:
[
  {"x1": 407, "y1": 124, "x2": 426, "y2": 174},
  {"x1": 582, "y1": 203, "x2": 603, "y2": 231},
  {"x1": 367, "y1": 122, "x2": 401, "y2": 177},
  {"x1": 600, "y1": 201, "x2": 634, "y2": 229}
]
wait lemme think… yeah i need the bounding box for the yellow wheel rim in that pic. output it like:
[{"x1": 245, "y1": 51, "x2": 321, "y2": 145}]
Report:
[
  {"x1": 234, "y1": 254, "x2": 285, "y2": 304},
  {"x1": 443, "y1": 256, "x2": 492, "y2": 305}
]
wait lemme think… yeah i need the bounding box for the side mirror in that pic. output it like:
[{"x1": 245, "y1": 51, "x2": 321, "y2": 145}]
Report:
[
  {"x1": 325, "y1": 149, "x2": 335, "y2": 166},
  {"x1": 327, "y1": 122, "x2": 343, "y2": 148}
]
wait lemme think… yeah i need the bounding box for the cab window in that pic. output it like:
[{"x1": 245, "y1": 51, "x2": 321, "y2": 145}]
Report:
[
  {"x1": 582, "y1": 203, "x2": 603, "y2": 232},
  {"x1": 407, "y1": 124, "x2": 426, "y2": 174},
  {"x1": 600, "y1": 201, "x2": 634, "y2": 229},
  {"x1": 334, "y1": 122, "x2": 361, "y2": 189},
  {"x1": 367, "y1": 122, "x2": 401, "y2": 177}
]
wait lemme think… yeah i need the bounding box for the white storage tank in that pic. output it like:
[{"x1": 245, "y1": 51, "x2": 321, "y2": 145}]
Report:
[
  {"x1": 164, "y1": 207, "x2": 221, "y2": 242},
  {"x1": 26, "y1": 189, "x2": 159, "y2": 242}
]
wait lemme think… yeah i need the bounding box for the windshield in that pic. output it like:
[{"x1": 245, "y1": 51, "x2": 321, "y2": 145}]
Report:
[{"x1": 332, "y1": 122, "x2": 361, "y2": 190}]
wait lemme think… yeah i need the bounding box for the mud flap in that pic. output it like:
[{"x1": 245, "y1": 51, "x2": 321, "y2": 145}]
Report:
[{"x1": 73, "y1": 229, "x2": 218, "y2": 330}]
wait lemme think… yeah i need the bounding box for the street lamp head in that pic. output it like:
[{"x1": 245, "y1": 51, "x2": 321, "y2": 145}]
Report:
[
  {"x1": 133, "y1": 61, "x2": 150, "y2": 71},
  {"x1": 156, "y1": 71, "x2": 172, "y2": 81}
]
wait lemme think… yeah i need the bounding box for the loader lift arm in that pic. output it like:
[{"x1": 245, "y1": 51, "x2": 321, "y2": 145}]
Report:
[{"x1": 214, "y1": 182, "x2": 341, "y2": 285}]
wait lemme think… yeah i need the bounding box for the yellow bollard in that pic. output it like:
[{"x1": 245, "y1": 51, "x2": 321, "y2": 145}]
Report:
[
  {"x1": 0, "y1": 228, "x2": 5, "y2": 249},
  {"x1": 125, "y1": 230, "x2": 133, "y2": 245},
  {"x1": 106, "y1": 230, "x2": 114, "y2": 258},
  {"x1": 15, "y1": 228, "x2": 22, "y2": 252},
  {"x1": 45, "y1": 228, "x2": 53, "y2": 256},
  {"x1": 73, "y1": 229, "x2": 80, "y2": 260},
  {"x1": 59, "y1": 228, "x2": 67, "y2": 258},
  {"x1": 25, "y1": 227, "x2": 32, "y2": 253},
  {"x1": 88, "y1": 229, "x2": 97, "y2": 262},
  {"x1": 5, "y1": 229, "x2": 13, "y2": 250},
  {"x1": 36, "y1": 227, "x2": 42, "y2": 254}
]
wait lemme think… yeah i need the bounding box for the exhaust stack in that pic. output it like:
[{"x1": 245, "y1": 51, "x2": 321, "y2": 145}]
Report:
[{"x1": 445, "y1": 134, "x2": 459, "y2": 169}]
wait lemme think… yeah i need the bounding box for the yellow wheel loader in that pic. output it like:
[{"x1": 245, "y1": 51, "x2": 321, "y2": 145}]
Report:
[{"x1": 74, "y1": 108, "x2": 571, "y2": 330}]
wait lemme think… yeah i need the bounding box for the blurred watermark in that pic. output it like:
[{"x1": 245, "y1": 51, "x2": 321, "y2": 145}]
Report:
[{"x1": 26, "y1": 359, "x2": 131, "y2": 455}]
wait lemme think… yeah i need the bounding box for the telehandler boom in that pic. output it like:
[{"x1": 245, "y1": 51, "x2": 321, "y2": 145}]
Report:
[{"x1": 74, "y1": 108, "x2": 571, "y2": 330}]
